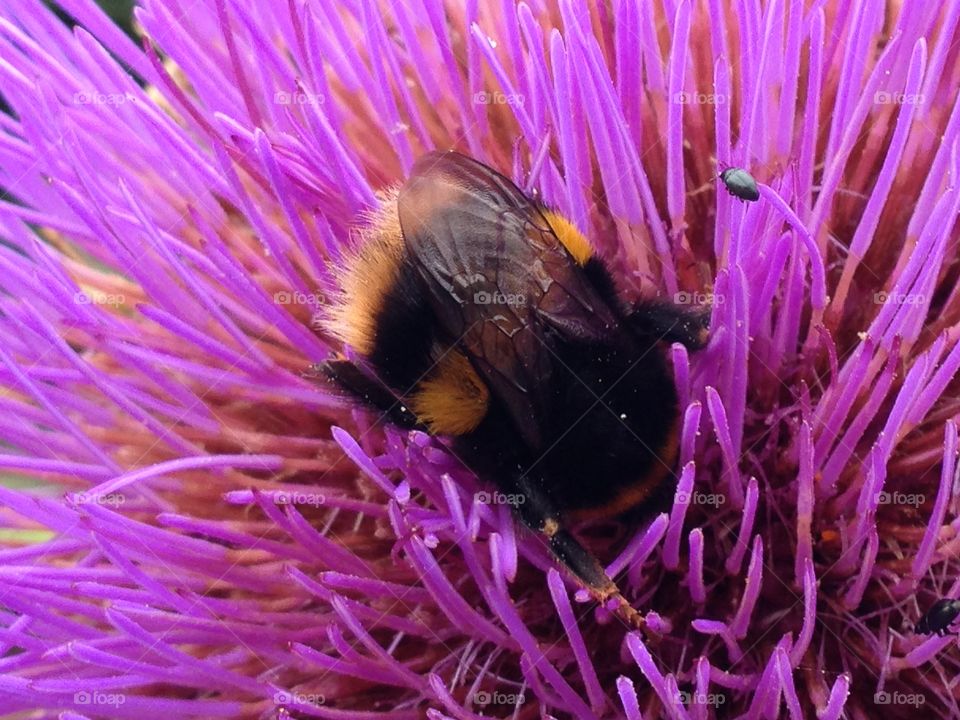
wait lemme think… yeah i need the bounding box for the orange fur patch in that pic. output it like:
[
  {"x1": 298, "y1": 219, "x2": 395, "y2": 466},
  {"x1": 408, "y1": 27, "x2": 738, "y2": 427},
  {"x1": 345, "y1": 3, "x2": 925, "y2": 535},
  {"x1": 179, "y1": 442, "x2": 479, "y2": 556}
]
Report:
[
  {"x1": 543, "y1": 210, "x2": 592, "y2": 265},
  {"x1": 408, "y1": 350, "x2": 490, "y2": 435},
  {"x1": 322, "y1": 188, "x2": 404, "y2": 355}
]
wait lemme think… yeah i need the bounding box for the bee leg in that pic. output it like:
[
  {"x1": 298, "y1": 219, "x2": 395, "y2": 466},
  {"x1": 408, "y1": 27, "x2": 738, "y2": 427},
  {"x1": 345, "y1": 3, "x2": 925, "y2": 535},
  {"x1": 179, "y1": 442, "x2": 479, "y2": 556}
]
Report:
[
  {"x1": 627, "y1": 299, "x2": 711, "y2": 350},
  {"x1": 510, "y1": 475, "x2": 655, "y2": 637},
  {"x1": 309, "y1": 357, "x2": 422, "y2": 429}
]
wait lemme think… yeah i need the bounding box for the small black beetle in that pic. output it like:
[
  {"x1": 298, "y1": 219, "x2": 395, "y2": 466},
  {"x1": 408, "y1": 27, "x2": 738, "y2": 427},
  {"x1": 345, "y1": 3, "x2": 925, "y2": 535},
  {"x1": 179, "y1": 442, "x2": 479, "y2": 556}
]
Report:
[
  {"x1": 720, "y1": 167, "x2": 760, "y2": 202},
  {"x1": 916, "y1": 598, "x2": 960, "y2": 636}
]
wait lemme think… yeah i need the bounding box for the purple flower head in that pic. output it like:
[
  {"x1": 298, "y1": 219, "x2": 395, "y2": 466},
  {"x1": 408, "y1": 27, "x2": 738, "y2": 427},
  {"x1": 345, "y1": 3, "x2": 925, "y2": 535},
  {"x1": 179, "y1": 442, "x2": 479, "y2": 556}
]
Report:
[{"x1": 0, "y1": 0, "x2": 958, "y2": 718}]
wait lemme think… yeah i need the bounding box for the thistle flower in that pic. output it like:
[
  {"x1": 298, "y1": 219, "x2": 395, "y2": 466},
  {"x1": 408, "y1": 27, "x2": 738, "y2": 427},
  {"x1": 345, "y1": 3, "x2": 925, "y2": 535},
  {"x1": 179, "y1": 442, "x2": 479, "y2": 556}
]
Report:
[{"x1": 0, "y1": 0, "x2": 959, "y2": 718}]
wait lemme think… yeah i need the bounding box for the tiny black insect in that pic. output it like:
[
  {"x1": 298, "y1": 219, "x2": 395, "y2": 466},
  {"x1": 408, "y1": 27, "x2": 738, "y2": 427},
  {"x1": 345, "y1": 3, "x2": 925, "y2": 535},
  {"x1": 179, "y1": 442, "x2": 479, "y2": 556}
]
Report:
[
  {"x1": 316, "y1": 150, "x2": 710, "y2": 632},
  {"x1": 720, "y1": 167, "x2": 760, "y2": 202},
  {"x1": 916, "y1": 598, "x2": 960, "y2": 636}
]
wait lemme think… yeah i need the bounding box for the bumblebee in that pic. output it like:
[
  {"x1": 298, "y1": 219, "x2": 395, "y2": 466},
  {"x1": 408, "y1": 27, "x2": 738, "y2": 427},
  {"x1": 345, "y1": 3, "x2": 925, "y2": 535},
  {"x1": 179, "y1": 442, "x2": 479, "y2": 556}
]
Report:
[{"x1": 317, "y1": 150, "x2": 709, "y2": 631}]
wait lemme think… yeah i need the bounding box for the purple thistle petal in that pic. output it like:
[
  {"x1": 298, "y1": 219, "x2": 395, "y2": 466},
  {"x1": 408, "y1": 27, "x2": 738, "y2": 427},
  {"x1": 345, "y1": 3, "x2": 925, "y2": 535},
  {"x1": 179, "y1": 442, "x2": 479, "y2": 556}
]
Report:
[
  {"x1": 706, "y1": 386, "x2": 743, "y2": 508},
  {"x1": 819, "y1": 673, "x2": 852, "y2": 720},
  {"x1": 85, "y1": 454, "x2": 281, "y2": 498},
  {"x1": 691, "y1": 656, "x2": 711, "y2": 720},
  {"x1": 487, "y1": 535, "x2": 597, "y2": 719},
  {"x1": 330, "y1": 426, "x2": 395, "y2": 497},
  {"x1": 911, "y1": 421, "x2": 958, "y2": 580},
  {"x1": 687, "y1": 528, "x2": 706, "y2": 605},
  {"x1": 823, "y1": 0, "x2": 883, "y2": 163},
  {"x1": 725, "y1": 477, "x2": 759, "y2": 576},
  {"x1": 712, "y1": 56, "x2": 732, "y2": 258},
  {"x1": 821, "y1": 341, "x2": 900, "y2": 493},
  {"x1": 832, "y1": 39, "x2": 928, "y2": 315},
  {"x1": 813, "y1": 29, "x2": 904, "y2": 259},
  {"x1": 328, "y1": 595, "x2": 428, "y2": 692},
  {"x1": 690, "y1": 617, "x2": 745, "y2": 665},
  {"x1": 546, "y1": 570, "x2": 605, "y2": 712},
  {"x1": 106, "y1": 608, "x2": 263, "y2": 693},
  {"x1": 789, "y1": 558, "x2": 817, "y2": 668},
  {"x1": 905, "y1": 334, "x2": 960, "y2": 427},
  {"x1": 745, "y1": 637, "x2": 789, "y2": 719},
  {"x1": 690, "y1": 618, "x2": 726, "y2": 636},
  {"x1": 755, "y1": 185, "x2": 826, "y2": 312},
  {"x1": 665, "y1": 0, "x2": 691, "y2": 226},
  {"x1": 610, "y1": 511, "x2": 668, "y2": 582},
  {"x1": 664, "y1": 462, "x2": 696, "y2": 569},
  {"x1": 730, "y1": 536, "x2": 764, "y2": 639},
  {"x1": 842, "y1": 528, "x2": 880, "y2": 611},
  {"x1": 403, "y1": 536, "x2": 511, "y2": 648},
  {"x1": 678, "y1": 401, "x2": 701, "y2": 467},
  {"x1": 616, "y1": 675, "x2": 644, "y2": 720},
  {"x1": 626, "y1": 633, "x2": 690, "y2": 720},
  {"x1": 776, "y1": 646, "x2": 803, "y2": 719},
  {"x1": 427, "y1": 673, "x2": 488, "y2": 720}
]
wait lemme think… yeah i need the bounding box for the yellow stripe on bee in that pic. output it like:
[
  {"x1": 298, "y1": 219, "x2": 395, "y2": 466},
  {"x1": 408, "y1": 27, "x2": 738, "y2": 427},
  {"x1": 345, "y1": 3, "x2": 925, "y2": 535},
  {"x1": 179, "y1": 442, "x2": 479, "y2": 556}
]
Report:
[
  {"x1": 409, "y1": 351, "x2": 490, "y2": 435},
  {"x1": 323, "y1": 188, "x2": 404, "y2": 356},
  {"x1": 543, "y1": 210, "x2": 593, "y2": 266}
]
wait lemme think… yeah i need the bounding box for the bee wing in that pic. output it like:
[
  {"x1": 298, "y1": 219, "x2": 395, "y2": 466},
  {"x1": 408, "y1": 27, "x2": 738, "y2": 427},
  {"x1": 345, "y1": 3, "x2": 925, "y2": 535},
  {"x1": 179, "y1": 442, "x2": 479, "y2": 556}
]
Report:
[{"x1": 397, "y1": 151, "x2": 619, "y2": 449}]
